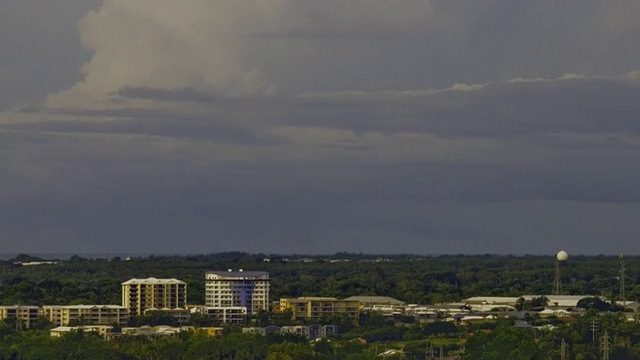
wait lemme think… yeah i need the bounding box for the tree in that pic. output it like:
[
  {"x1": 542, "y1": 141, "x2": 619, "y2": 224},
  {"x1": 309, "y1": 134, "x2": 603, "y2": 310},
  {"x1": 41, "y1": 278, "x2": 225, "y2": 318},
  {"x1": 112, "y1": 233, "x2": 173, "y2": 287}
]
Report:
[
  {"x1": 515, "y1": 296, "x2": 548, "y2": 311},
  {"x1": 423, "y1": 321, "x2": 458, "y2": 336},
  {"x1": 129, "y1": 312, "x2": 179, "y2": 327},
  {"x1": 31, "y1": 315, "x2": 53, "y2": 330},
  {"x1": 577, "y1": 297, "x2": 624, "y2": 312},
  {"x1": 189, "y1": 312, "x2": 214, "y2": 327},
  {"x1": 267, "y1": 341, "x2": 315, "y2": 360},
  {"x1": 463, "y1": 327, "x2": 542, "y2": 360}
]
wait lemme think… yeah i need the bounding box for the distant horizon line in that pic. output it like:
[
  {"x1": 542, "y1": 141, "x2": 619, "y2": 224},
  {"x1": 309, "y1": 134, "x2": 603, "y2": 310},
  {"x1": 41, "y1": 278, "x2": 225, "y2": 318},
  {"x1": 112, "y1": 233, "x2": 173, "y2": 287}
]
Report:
[{"x1": 0, "y1": 251, "x2": 634, "y2": 261}]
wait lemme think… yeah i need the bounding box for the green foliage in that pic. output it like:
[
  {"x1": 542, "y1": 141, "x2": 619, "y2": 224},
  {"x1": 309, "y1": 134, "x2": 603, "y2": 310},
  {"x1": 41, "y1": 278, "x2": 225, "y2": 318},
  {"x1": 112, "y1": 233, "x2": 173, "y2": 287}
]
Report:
[
  {"x1": 402, "y1": 322, "x2": 459, "y2": 341},
  {"x1": 463, "y1": 327, "x2": 542, "y2": 360},
  {"x1": 267, "y1": 341, "x2": 315, "y2": 360},
  {"x1": 423, "y1": 321, "x2": 458, "y2": 336},
  {"x1": 1, "y1": 253, "x2": 637, "y2": 307},
  {"x1": 3, "y1": 253, "x2": 640, "y2": 359},
  {"x1": 129, "y1": 312, "x2": 180, "y2": 327},
  {"x1": 515, "y1": 295, "x2": 549, "y2": 311},
  {"x1": 345, "y1": 326, "x2": 405, "y2": 343},
  {"x1": 4, "y1": 307, "x2": 640, "y2": 359},
  {"x1": 359, "y1": 312, "x2": 393, "y2": 328},
  {"x1": 576, "y1": 296, "x2": 625, "y2": 312},
  {"x1": 189, "y1": 312, "x2": 215, "y2": 327}
]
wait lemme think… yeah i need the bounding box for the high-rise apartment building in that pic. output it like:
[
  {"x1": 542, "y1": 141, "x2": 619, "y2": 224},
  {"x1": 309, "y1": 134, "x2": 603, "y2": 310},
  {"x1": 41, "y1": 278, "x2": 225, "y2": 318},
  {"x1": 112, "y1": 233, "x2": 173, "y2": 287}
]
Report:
[
  {"x1": 205, "y1": 270, "x2": 270, "y2": 315},
  {"x1": 121, "y1": 278, "x2": 187, "y2": 316}
]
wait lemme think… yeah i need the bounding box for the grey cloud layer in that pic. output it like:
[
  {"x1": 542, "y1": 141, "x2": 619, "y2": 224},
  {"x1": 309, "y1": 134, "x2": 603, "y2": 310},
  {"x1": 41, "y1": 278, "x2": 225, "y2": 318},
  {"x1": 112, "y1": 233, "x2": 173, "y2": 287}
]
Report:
[
  {"x1": 6, "y1": 75, "x2": 640, "y2": 221},
  {"x1": 1, "y1": 1, "x2": 640, "y2": 254},
  {"x1": 44, "y1": 0, "x2": 640, "y2": 107}
]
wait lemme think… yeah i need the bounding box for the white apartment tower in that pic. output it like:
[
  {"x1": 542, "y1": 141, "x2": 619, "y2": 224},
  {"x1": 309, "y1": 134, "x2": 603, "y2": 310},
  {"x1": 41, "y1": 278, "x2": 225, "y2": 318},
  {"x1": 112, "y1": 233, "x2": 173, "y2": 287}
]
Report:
[{"x1": 205, "y1": 270, "x2": 270, "y2": 315}]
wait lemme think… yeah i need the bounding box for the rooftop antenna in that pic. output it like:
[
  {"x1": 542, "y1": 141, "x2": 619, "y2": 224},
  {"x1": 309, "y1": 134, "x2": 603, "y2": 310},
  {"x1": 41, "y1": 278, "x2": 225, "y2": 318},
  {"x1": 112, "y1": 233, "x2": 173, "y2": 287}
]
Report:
[
  {"x1": 620, "y1": 254, "x2": 626, "y2": 305},
  {"x1": 554, "y1": 250, "x2": 569, "y2": 295}
]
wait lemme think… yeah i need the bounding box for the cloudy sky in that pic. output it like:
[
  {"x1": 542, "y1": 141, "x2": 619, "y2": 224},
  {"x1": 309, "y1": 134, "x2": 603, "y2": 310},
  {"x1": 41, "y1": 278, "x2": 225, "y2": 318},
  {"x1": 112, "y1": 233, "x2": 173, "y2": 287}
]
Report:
[{"x1": 1, "y1": 0, "x2": 640, "y2": 255}]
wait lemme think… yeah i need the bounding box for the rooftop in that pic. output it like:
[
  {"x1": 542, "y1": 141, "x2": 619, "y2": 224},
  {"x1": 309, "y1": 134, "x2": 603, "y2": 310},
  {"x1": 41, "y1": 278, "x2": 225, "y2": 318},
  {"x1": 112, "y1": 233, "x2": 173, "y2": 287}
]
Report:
[
  {"x1": 44, "y1": 305, "x2": 127, "y2": 310},
  {"x1": 344, "y1": 296, "x2": 406, "y2": 306},
  {"x1": 463, "y1": 296, "x2": 521, "y2": 304},
  {"x1": 122, "y1": 277, "x2": 186, "y2": 285},
  {"x1": 283, "y1": 297, "x2": 355, "y2": 302},
  {"x1": 207, "y1": 270, "x2": 269, "y2": 278}
]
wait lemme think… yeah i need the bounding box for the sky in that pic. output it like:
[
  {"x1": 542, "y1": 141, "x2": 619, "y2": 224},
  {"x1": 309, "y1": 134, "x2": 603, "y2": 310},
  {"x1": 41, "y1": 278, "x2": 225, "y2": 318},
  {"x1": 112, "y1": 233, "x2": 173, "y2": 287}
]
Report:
[{"x1": 1, "y1": 0, "x2": 640, "y2": 255}]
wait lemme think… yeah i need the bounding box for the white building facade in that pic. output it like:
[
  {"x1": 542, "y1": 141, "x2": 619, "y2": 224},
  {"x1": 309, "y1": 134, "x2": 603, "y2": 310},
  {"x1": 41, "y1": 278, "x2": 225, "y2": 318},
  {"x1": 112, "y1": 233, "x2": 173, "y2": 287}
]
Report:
[{"x1": 205, "y1": 270, "x2": 270, "y2": 315}]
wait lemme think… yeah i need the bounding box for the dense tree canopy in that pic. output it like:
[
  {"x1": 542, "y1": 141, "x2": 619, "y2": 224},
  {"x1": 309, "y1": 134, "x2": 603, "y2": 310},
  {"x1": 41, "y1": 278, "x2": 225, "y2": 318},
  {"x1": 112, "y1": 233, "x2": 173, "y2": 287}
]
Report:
[
  {"x1": 1, "y1": 253, "x2": 640, "y2": 359},
  {"x1": 1, "y1": 253, "x2": 637, "y2": 306}
]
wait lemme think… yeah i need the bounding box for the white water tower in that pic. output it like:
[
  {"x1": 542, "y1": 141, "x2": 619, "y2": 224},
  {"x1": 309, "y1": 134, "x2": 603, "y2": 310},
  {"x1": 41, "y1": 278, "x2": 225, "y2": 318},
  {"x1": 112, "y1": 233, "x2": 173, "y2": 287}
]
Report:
[{"x1": 553, "y1": 250, "x2": 569, "y2": 295}]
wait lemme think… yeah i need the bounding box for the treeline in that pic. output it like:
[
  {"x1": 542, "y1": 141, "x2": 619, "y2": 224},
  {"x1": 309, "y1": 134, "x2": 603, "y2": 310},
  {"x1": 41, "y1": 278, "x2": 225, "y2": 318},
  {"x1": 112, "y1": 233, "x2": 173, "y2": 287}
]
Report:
[
  {"x1": 463, "y1": 310, "x2": 640, "y2": 360},
  {"x1": 0, "y1": 316, "x2": 438, "y2": 360},
  {"x1": 1, "y1": 253, "x2": 638, "y2": 306},
  {"x1": 5, "y1": 309, "x2": 640, "y2": 359},
  {"x1": 0, "y1": 327, "x2": 335, "y2": 360}
]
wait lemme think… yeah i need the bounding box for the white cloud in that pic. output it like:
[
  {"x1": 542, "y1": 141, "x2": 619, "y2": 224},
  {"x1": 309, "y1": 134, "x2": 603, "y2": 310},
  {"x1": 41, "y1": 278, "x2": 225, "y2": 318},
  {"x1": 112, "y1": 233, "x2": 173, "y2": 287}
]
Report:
[
  {"x1": 44, "y1": 0, "x2": 640, "y2": 109},
  {"x1": 46, "y1": 0, "x2": 281, "y2": 109}
]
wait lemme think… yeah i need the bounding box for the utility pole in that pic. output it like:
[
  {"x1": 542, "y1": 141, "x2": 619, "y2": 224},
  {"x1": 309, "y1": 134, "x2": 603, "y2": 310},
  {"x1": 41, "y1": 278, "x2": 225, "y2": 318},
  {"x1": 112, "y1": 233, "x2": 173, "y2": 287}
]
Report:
[
  {"x1": 423, "y1": 342, "x2": 435, "y2": 360},
  {"x1": 560, "y1": 338, "x2": 567, "y2": 360},
  {"x1": 620, "y1": 254, "x2": 626, "y2": 305},
  {"x1": 600, "y1": 329, "x2": 611, "y2": 360},
  {"x1": 590, "y1": 319, "x2": 599, "y2": 343},
  {"x1": 15, "y1": 304, "x2": 23, "y2": 331},
  {"x1": 424, "y1": 341, "x2": 428, "y2": 360}
]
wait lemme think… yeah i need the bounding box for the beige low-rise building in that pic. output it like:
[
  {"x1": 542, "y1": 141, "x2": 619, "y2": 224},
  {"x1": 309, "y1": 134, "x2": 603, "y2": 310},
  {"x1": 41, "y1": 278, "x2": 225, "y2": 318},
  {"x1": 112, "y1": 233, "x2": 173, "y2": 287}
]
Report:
[
  {"x1": 279, "y1": 297, "x2": 360, "y2": 324},
  {"x1": 122, "y1": 325, "x2": 214, "y2": 338},
  {"x1": 191, "y1": 306, "x2": 247, "y2": 325},
  {"x1": 344, "y1": 296, "x2": 406, "y2": 307},
  {"x1": 0, "y1": 306, "x2": 41, "y2": 329},
  {"x1": 143, "y1": 307, "x2": 191, "y2": 325},
  {"x1": 194, "y1": 326, "x2": 225, "y2": 337},
  {"x1": 243, "y1": 324, "x2": 338, "y2": 339},
  {"x1": 50, "y1": 325, "x2": 113, "y2": 338},
  {"x1": 43, "y1": 305, "x2": 129, "y2": 326}
]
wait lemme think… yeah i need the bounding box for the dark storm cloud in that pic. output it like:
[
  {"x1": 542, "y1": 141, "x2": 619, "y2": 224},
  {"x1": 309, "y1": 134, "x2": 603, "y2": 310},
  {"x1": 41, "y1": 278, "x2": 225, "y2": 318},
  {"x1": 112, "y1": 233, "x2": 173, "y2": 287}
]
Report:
[
  {"x1": 44, "y1": 75, "x2": 640, "y2": 143},
  {"x1": 287, "y1": 76, "x2": 640, "y2": 139},
  {"x1": 4, "y1": 75, "x2": 640, "y2": 207},
  {"x1": 2, "y1": 1, "x2": 640, "y2": 254}
]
